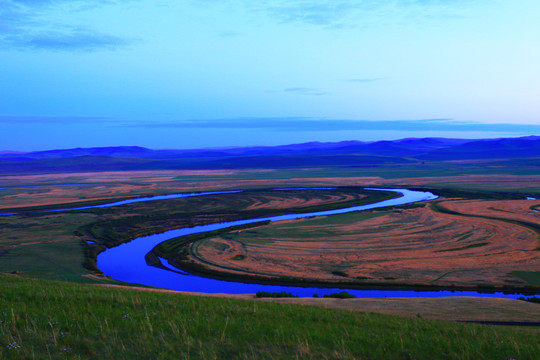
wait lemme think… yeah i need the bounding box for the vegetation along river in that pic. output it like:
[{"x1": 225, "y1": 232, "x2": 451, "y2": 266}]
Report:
[{"x1": 93, "y1": 188, "x2": 538, "y2": 299}]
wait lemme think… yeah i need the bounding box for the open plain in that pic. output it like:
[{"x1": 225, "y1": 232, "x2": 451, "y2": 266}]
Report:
[
  {"x1": 2, "y1": 139, "x2": 540, "y2": 358},
  {"x1": 189, "y1": 198, "x2": 540, "y2": 288},
  {"x1": 2, "y1": 166, "x2": 540, "y2": 293}
]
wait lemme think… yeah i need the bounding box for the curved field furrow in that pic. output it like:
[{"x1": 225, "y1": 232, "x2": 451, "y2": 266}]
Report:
[
  {"x1": 190, "y1": 200, "x2": 540, "y2": 287},
  {"x1": 244, "y1": 193, "x2": 358, "y2": 211}
]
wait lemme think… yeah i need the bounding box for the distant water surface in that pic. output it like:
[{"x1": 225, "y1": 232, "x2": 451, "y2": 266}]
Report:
[{"x1": 97, "y1": 188, "x2": 538, "y2": 298}]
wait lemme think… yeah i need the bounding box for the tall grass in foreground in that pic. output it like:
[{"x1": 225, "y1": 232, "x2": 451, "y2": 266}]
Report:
[{"x1": 1, "y1": 275, "x2": 538, "y2": 359}]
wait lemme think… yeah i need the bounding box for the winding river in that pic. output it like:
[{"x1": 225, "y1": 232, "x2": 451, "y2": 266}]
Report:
[
  {"x1": 0, "y1": 190, "x2": 242, "y2": 216},
  {"x1": 94, "y1": 188, "x2": 537, "y2": 298},
  {"x1": 3, "y1": 185, "x2": 536, "y2": 298}
]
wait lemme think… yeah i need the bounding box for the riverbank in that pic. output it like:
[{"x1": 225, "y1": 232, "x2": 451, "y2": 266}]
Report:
[
  {"x1": 3, "y1": 183, "x2": 539, "y2": 295},
  {"x1": 161, "y1": 197, "x2": 540, "y2": 295},
  {"x1": 101, "y1": 189, "x2": 471, "y2": 297},
  {"x1": 101, "y1": 187, "x2": 538, "y2": 296},
  {"x1": 97, "y1": 283, "x2": 540, "y2": 324}
]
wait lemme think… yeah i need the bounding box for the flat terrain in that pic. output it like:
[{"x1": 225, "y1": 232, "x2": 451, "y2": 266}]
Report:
[
  {"x1": 2, "y1": 170, "x2": 540, "y2": 290},
  {"x1": 2, "y1": 137, "x2": 540, "y2": 359},
  {"x1": 0, "y1": 181, "x2": 382, "y2": 281},
  {"x1": 1, "y1": 167, "x2": 540, "y2": 326},
  {"x1": 3, "y1": 171, "x2": 540, "y2": 210},
  {"x1": 188, "y1": 197, "x2": 540, "y2": 288}
]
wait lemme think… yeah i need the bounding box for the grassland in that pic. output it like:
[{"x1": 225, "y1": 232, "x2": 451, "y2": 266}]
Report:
[
  {"x1": 2, "y1": 141, "x2": 540, "y2": 358},
  {"x1": 157, "y1": 195, "x2": 540, "y2": 292},
  {"x1": 1, "y1": 169, "x2": 540, "y2": 327},
  {"x1": 0, "y1": 184, "x2": 394, "y2": 280},
  {"x1": 1, "y1": 274, "x2": 539, "y2": 360},
  {"x1": 2, "y1": 169, "x2": 540, "y2": 292}
]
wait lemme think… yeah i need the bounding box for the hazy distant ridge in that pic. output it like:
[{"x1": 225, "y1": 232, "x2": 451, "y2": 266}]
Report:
[{"x1": 0, "y1": 136, "x2": 538, "y2": 174}]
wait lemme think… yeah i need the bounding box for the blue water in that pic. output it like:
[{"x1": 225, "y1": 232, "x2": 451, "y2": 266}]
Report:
[
  {"x1": 4, "y1": 185, "x2": 535, "y2": 298},
  {"x1": 0, "y1": 183, "x2": 92, "y2": 216},
  {"x1": 40, "y1": 190, "x2": 244, "y2": 213},
  {"x1": 96, "y1": 188, "x2": 538, "y2": 298},
  {"x1": 0, "y1": 190, "x2": 243, "y2": 216}
]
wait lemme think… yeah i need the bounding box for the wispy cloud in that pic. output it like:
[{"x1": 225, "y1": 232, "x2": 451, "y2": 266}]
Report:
[
  {"x1": 245, "y1": 0, "x2": 478, "y2": 29},
  {"x1": 260, "y1": 1, "x2": 365, "y2": 28},
  {"x1": 125, "y1": 117, "x2": 540, "y2": 134},
  {"x1": 0, "y1": 115, "x2": 111, "y2": 124},
  {"x1": 5, "y1": 28, "x2": 130, "y2": 51},
  {"x1": 0, "y1": 1, "x2": 26, "y2": 32},
  {"x1": 6, "y1": 115, "x2": 538, "y2": 137},
  {"x1": 0, "y1": 0, "x2": 131, "y2": 51},
  {"x1": 347, "y1": 78, "x2": 383, "y2": 83},
  {"x1": 284, "y1": 87, "x2": 328, "y2": 96},
  {"x1": 195, "y1": 0, "x2": 468, "y2": 29},
  {"x1": 11, "y1": 0, "x2": 57, "y2": 5},
  {"x1": 247, "y1": 0, "x2": 473, "y2": 28}
]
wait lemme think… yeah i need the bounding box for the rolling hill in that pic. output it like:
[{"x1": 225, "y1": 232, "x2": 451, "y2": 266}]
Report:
[{"x1": 1, "y1": 136, "x2": 539, "y2": 174}]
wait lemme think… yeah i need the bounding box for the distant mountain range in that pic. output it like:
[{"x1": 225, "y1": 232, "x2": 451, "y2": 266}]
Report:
[{"x1": 1, "y1": 136, "x2": 539, "y2": 174}]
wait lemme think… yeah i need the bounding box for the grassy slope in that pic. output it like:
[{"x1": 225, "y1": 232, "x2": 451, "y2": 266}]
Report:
[
  {"x1": 1, "y1": 165, "x2": 540, "y2": 358},
  {"x1": 0, "y1": 212, "x2": 99, "y2": 282},
  {"x1": 1, "y1": 275, "x2": 539, "y2": 360},
  {"x1": 2, "y1": 176, "x2": 538, "y2": 289},
  {"x1": 262, "y1": 296, "x2": 540, "y2": 323}
]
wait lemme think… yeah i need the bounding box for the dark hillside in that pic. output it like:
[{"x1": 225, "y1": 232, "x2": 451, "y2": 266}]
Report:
[
  {"x1": 2, "y1": 136, "x2": 539, "y2": 174},
  {"x1": 419, "y1": 137, "x2": 540, "y2": 160},
  {"x1": 0, "y1": 156, "x2": 157, "y2": 174}
]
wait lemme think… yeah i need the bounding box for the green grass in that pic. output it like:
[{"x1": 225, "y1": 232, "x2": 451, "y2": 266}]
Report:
[
  {"x1": 518, "y1": 296, "x2": 540, "y2": 304},
  {"x1": 1, "y1": 275, "x2": 539, "y2": 360},
  {"x1": 209, "y1": 211, "x2": 388, "y2": 246},
  {"x1": 0, "y1": 188, "x2": 389, "y2": 281},
  {"x1": 511, "y1": 271, "x2": 540, "y2": 286},
  {"x1": 255, "y1": 291, "x2": 298, "y2": 298},
  {"x1": 322, "y1": 291, "x2": 356, "y2": 299},
  {"x1": 0, "y1": 213, "x2": 100, "y2": 282},
  {"x1": 172, "y1": 162, "x2": 540, "y2": 182}
]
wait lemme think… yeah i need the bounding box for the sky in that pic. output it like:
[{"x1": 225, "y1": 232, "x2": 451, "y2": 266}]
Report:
[{"x1": 1, "y1": 0, "x2": 539, "y2": 151}]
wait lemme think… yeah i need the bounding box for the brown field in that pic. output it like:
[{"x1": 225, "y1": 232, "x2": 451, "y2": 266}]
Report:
[
  {"x1": 190, "y1": 198, "x2": 540, "y2": 288},
  {"x1": 263, "y1": 296, "x2": 540, "y2": 323},
  {"x1": 0, "y1": 170, "x2": 379, "y2": 209},
  {"x1": 4, "y1": 171, "x2": 540, "y2": 210},
  {"x1": 0, "y1": 171, "x2": 238, "y2": 209},
  {"x1": 2, "y1": 170, "x2": 540, "y2": 290},
  {"x1": 244, "y1": 192, "x2": 362, "y2": 211},
  {"x1": 440, "y1": 198, "x2": 540, "y2": 225}
]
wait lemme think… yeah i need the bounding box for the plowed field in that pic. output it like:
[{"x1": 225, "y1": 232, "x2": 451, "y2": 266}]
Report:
[{"x1": 191, "y1": 198, "x2": 540, "y2": 288}]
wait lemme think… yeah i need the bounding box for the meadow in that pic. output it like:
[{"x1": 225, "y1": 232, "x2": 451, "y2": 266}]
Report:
[
  {"x1": 179, "y1": 196, "x2": 540, "y2": 290},
  {"x1": 1, "y1": 274, "x2": 539, "y2": 360},
  {"x1": 1, "y1": 166, "x2": 540, "y2": 290},
  {"x1": 1, "y1": 155, "x2": 540, "y2": 358}
]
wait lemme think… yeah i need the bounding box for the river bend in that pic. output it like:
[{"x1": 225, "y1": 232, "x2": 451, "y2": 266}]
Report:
[{"x1": 95, "y1": 188, "x2": 536, "y2": 298}]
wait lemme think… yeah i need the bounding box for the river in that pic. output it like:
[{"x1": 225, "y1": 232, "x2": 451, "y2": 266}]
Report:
[
  {"x1": 3, "y1": 185, "x2": 535, "y2": 298},
  {"x1": 0, "y1": 189, "x2": 243, "y2": 215},
  {"x1": 95, "y1": 188, "x2": 537, "y2": 298}
]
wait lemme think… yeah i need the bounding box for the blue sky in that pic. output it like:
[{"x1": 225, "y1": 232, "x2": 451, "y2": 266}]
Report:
[{"x1": 1, "y1": 0, "x2": 539, "y2": 151}]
